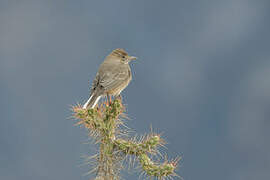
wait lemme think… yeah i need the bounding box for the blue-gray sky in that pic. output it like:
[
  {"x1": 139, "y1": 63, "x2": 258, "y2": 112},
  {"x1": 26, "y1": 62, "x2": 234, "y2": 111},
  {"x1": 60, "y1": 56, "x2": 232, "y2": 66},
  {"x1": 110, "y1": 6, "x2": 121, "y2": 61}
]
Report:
[{"x1": 1, "y1": 0, "x2": 270, "y2": 179}]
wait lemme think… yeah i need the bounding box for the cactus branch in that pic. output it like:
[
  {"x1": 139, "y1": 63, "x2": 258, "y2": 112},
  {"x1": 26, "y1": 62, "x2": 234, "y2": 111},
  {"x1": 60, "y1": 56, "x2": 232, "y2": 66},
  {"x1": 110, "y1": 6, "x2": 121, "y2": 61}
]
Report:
[{"x1": 72, "y1": 99, "x2": 179, "y2": 179}]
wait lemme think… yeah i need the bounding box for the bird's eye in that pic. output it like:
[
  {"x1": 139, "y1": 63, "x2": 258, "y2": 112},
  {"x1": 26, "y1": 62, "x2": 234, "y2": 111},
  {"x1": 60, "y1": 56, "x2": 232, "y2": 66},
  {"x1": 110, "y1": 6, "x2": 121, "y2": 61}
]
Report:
[{"x1": 122, "y1": 56, "x2": 125, "y2": 59}]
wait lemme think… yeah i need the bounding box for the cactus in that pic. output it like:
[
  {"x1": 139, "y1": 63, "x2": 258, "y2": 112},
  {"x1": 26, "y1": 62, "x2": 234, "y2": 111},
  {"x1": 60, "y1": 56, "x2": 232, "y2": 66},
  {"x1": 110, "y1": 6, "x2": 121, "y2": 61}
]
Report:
[{"x1": 72, "y1": 99, "x2": 180, "y2": 180}]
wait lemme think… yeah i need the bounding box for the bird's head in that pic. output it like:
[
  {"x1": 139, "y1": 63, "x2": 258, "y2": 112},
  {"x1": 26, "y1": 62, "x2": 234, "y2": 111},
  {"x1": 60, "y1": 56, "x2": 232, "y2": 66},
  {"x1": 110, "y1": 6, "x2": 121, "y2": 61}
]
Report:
[{"x1": 110, "y1": 48, "x2": 137, "y2": 64}]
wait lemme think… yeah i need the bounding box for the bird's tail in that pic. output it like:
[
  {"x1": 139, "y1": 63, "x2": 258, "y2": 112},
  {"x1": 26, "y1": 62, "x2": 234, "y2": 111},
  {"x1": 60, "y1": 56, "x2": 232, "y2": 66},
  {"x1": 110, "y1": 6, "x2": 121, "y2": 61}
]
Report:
[{"x1": 83, "y1": 92, "x2": 101, "y2": 109}]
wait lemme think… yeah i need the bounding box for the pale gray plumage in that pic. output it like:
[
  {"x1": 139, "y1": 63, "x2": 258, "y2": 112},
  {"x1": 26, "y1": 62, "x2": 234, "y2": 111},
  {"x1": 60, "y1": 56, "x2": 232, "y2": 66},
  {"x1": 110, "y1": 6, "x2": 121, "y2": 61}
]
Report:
[{"x1": 83, "y1": 48, "x2": 136, "y2": 109}]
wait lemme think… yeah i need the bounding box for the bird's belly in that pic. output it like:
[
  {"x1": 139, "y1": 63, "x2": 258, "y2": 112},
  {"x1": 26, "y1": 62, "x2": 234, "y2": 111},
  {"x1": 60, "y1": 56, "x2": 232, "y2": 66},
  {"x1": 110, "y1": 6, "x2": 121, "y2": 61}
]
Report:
[{"x1": 107, "y1": 78, "x2": 131, "y2": 96}]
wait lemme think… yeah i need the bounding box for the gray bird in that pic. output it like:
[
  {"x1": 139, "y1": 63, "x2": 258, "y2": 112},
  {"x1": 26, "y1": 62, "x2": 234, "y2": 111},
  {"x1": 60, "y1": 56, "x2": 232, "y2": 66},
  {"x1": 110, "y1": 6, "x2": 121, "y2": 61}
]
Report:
[{"x1": 83, "y1": 48, "x2": 137, "y2": 109}]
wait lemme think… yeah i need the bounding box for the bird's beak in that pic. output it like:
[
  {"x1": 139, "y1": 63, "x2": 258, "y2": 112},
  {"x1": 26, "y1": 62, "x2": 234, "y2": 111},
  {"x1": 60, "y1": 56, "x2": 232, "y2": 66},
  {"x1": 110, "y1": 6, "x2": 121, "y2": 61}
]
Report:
[{"x1": 128, "y1": 56, "x2": 137, "y2": 61}]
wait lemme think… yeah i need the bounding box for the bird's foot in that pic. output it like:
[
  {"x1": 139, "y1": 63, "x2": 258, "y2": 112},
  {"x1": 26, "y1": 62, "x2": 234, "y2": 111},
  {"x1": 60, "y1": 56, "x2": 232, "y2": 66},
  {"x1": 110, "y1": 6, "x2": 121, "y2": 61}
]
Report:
[{"x1": 115, "y1": 94, "x2": 122, "y2": 102}]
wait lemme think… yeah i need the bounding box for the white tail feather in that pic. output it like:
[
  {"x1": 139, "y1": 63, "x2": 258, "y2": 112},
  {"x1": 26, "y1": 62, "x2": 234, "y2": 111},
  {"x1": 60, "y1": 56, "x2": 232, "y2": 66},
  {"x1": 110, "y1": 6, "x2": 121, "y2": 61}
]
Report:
[
  {"x1": 83, "y1": 94, "x2": 93, "y2": 109},
  {"x1": 83, "y1": 95, "x2": 101, "y2": 109},
  {"x1": 91, "y1": 96, "x2": 101, "y2": 108}
]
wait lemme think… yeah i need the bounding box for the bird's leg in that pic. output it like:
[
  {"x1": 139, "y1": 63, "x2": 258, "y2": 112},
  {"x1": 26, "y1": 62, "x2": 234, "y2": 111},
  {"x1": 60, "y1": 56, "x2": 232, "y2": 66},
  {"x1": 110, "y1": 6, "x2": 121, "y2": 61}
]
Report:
[
  {"x1": 107, "y1": 93, "x2": 111, "y2": 106},
  {"x1": 106, "y1": 93, "x2": 110, "y2": 105},
  {"x1": 110, "y1": 95, "x2": 112, "y2": 104}
]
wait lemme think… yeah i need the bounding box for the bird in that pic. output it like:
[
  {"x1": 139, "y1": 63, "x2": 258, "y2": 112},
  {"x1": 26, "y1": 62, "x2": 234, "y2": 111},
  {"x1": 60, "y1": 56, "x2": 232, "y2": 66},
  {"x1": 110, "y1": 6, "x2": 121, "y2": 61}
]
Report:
[{"x1": 83, "y1": 48, "x2": 137, "y2": 109}]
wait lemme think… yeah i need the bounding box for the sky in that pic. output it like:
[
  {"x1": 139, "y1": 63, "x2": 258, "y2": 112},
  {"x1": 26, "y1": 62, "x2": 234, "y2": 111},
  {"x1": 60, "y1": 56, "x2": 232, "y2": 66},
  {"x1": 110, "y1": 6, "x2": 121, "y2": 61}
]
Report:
[{"x1": 1, "y1": 0, "x2": 270, "y2": 179}]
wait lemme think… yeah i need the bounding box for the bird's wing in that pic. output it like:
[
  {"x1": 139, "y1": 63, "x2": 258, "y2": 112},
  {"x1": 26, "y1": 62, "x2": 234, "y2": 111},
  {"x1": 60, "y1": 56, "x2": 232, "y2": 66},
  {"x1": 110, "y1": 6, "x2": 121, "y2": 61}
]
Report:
[
  {"x1": 99, "y1": 65, "x2": 130, "y2": 92},
  {"x1": 90, "y1": 71, "x2": 100, "y2": 95}
]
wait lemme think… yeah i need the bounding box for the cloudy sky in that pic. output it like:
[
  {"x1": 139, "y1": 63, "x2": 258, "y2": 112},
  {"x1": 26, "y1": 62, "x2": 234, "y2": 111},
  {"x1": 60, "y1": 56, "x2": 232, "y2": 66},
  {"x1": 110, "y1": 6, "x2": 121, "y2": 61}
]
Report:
[{"x1": 1, "y1": 0, "x2": 270, "y2": 179}]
